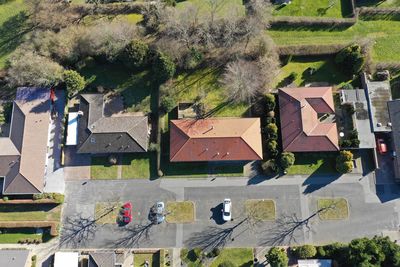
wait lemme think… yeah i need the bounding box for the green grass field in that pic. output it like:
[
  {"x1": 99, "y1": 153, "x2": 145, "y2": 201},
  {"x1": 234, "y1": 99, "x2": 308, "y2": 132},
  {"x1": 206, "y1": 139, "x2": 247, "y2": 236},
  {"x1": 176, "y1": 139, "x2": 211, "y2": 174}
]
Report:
[
  {"x1": 269, "y1": 20, "x2": 400, "y2": 63},
  {"x1": 176, "y1": 0, "x2": 245, "y2": 19},
  {"x1": 275, "y1": 56, "x2": 351, "y2": 88},
  {"x1": 318, "y1": 198, "x2": 349, "y2": 220},
  {"x1": 0, "y1": 228, "x2": 42, "y2": 243},
  {"x1": 287, "y1": 152, "x2": 338, "y2": 175},
  {"x1": 0, "y1": 204, "x2": 61, "y2": 221},
  {"x1": 0, "y1": 0, "x2": 28, "y2": 70},
  {"x1": 121, "y1": 153, "x2": 156, "y2": 179},
  {"x1": 91, "y1": 156, "x2": 119, "y2": 179},
  {"x1": 210, "y1": 248, "x2": 253, "y2": 267},
  {"x1": 273, "y1": 0, "x2": 348, "y2": 18}
]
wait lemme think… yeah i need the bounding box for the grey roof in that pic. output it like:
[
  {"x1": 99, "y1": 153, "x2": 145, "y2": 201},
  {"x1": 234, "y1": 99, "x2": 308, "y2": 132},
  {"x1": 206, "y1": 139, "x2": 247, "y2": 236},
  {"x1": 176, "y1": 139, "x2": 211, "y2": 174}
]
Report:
[
  {"x1": 89, "y1": 252, "x2": 115, "y2": 267},
  {"x1": 0, "y1": 87, "x2": 50, "y2": 195},
  {"x1": 388, "y1": 100, "x2": 400, "y2": 181},
  {"x1": 362, "y1": 73, "x2": 392, "y2": 132},
  {"x1": 0, "y1": 249, "x2": 29, "y2": 267},
  {"x1": 340, "y1": 89, "x2": 376, "y2": 149},
  {"x1": 77, "y1": 94, "x2": 148, "y2": 154}
]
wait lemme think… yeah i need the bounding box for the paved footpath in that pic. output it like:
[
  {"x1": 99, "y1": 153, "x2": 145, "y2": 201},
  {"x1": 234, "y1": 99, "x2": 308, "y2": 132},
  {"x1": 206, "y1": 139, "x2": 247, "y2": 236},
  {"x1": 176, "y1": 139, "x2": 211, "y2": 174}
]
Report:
[{"x1": 59, "y1": 172, "x2": 400, "y2": 252}]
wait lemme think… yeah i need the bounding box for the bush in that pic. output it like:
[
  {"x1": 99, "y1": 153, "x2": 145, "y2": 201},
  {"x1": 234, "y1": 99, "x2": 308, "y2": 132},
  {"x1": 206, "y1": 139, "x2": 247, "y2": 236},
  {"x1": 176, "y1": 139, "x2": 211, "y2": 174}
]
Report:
[
  {"x1": 2, "y1": 197, "x2": 8, "y2": 202},
  {"x1": 341, "y1": 83, "x2": 354, "y2": 90},
  {"x1": 160, "y1": 96, "x2": 176, "y2": 113},
  {"x1": 265, "y1": 93, "x2": 276, "y2": 112},
  {"x1": 339, "y1": 150, "x2": 353, "y2": 162},
  {"x1": 336, "y1": 160, "x2": 353, "y2": 173},
  {"x1": 148, "y1": 142, "x2": 160, "y2": 152},
  {"x1": 261, "y1": 159, "x2": 279, "y2": 175},
  {"x1": 280, "y1": 152, "x2": 295, "y2": 171},
  {"x1": 218, "y1": 262, "x2": 235, "y2": 267},
  {"x1": 63, "y1": 70, "x2": 85, "y2": 97},
  {"x1": 266, "y1": 140, "x2": 279, "y2": 158},
  {"x1": 288, "y1": 72, "x2": 298, "y2": 82},
  {"x1": 265, "y1": 123, "x2": 278, "y2": 140},
  {"x1": 335, "y1": 44, "x2": 365, "y2": 75},
  {"x1": 152, "y1": 51, "x2": 176, "y2": 83},
  {"x1": 183, "y1": 48, "x2": 203, "y2": 70},
  {"x1": 122, "y1": 40, "x2": 149, "y2": 68},
  {"x1": 266, "y1": 247, "x2": 288, "y2": 267},
  {"x1": 339, "y1": 139, "x2": 352, "y2": 148},
  {"x1": 316, "y1": 246, "x2": 326, "y2": 257},
  {"x1": 295, "y1": 244, "x2": 317, "y2": 259}
]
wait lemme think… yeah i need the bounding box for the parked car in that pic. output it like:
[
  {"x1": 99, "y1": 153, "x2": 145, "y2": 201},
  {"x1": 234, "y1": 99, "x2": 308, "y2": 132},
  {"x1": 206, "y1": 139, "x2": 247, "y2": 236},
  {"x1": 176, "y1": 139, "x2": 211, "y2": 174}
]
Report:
[
  {"x1": 222, "y1": 199, "x2": 232, "y2": 222},
  {"x1": 151, "y1": 202, "x2": 165, "y2": 224},
  {"x1": 377, "y1": 139, "x2": 388, "y2": 155},
  {"x1": 121, "y1": 202, "x2": 132, "y2": 224}
]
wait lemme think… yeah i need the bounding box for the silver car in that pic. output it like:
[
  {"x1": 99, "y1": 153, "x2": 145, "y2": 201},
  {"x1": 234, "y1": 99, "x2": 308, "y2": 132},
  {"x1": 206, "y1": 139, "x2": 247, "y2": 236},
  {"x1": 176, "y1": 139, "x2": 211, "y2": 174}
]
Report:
[{"x1": 152, "y1": 201, "x2": 165, "y2": 224}]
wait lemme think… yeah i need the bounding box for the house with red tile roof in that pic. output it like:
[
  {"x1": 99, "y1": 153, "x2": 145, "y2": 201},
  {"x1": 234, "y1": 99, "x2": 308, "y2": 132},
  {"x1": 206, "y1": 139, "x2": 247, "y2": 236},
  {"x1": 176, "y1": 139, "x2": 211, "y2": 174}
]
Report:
[
  {"x1": 170, "y1": 118, "x2": 263, "y2": 162},
  {"x1": 278, "y1": 87, "x2": 339, "y2": 152}
]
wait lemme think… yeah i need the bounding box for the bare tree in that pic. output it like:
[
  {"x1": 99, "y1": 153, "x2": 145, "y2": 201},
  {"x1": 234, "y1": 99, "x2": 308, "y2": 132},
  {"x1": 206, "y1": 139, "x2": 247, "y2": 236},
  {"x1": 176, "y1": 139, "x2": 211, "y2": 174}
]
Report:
[
  {"x1": 207, "y1": 0, "x2": 227, "y2": 25},
  {"x1": 59, "y1": 214, "x2": 98, "y2": 247},
  {"x1": 220, "y1": 59, "x2": 264, "y2": 103}
]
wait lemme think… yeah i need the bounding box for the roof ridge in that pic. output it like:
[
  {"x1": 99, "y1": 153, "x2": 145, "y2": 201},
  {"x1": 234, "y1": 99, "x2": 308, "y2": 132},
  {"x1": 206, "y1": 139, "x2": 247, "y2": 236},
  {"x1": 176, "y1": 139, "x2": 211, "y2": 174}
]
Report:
[
  {"x1": 239, "y1": 136, "x2": 263, "y2": 159},
  {"x1": 170, "y1": 123, "x2": 191, "y2": 161}
]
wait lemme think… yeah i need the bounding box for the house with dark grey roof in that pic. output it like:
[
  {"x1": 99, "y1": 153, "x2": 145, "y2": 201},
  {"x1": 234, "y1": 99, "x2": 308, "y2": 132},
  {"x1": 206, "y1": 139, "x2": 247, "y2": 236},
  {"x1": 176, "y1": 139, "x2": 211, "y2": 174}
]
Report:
[
  {"x1": 0, "y1": 87, "x2": 51, "y2": 195},
  {"x1": 0, "y1": 248, "x2": 30, "y2": 267},
  {"x1": 88, "y1": 251, "x2": 127, "y2": 267},
  {"x1": 388, "y1": 100, "x2": 400, "y2": 182},
  {"x1": 75, "y1": 94, "x2": 148, "y2": 154}
]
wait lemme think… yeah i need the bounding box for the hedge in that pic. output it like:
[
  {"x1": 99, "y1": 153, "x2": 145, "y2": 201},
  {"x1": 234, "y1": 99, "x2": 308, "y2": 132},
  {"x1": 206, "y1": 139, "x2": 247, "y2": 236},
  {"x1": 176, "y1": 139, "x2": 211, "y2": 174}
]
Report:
[
  {"x1": 358, "y1": 7, "x2": 400, "y2": 21},
  {"x1": 270, "y1": 16, "x2": 356, "y2": 29},
  {"x1": 0, "y1": 221, "x2": 59, "y2": 236},
  {"x1": 277, "y1": 43, "x2": 350, "y2": 56},
  {"x1": 0, "y1": 199, "x2": 59, "y2": 204},
  {"x1": 72, "y1": 2, "x2": 145, "y2": 15}
]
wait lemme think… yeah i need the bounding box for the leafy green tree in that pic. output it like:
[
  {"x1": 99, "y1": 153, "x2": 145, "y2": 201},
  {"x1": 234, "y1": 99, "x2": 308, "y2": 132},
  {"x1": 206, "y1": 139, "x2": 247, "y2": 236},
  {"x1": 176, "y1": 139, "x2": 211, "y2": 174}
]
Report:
[
  {"x1": 339, "y1": 150, "x2": 353, "y2": 162},
  {"x1": 348, "y1": 237, "x2": 385, "y2": 266},
  {"x1": 266, "y1": 247, "x2": 288, "y2": 267},
  {"x1": 160, "y1": 95, "x2": 176, "y2": 113},
  {"x1": 265, "y1": 93, "x2": 276, "y2": 112},
  {"x1": 265, "y1": 123, "x2": 278, "y2": 140},
  {"x1": 374, "y1": 236, "x2": 400, "y2": 267},
  {"x1": 63, "y1": 70, "x2": 85, "y2": 96},
  {"x1": 152, "y1": 51, "x2": 176, "y2": 83},
  {"x1": 336, "y1": 150, "x2": 354, "y2": 173},
  {"x1": 122, "y1": 40, "x2": 149, "y2": 68},
  {"x1": 335, "y1": 44, "x2": 365, "y2": 75},
  {"x1": 280, "y1": 152, "x2": 295, "y2": 171},
  {"x1": 295, "y1": 245, "x2": 317, "y2": 259},
  {"x1": 261, "y1": 159, "x2": 279, "y2": 175},
  {"x1": 267, "y1": 139, "x2": 279, "y2": 158}
]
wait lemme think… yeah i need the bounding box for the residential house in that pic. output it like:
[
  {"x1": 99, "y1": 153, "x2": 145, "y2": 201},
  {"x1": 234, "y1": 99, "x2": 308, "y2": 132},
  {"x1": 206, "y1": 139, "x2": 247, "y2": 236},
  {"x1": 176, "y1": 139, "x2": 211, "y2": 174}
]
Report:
[
  {"x1": 88, "y1": 251, "x2": 127, "y2": 267},
  {"x1": 54, "y1": 252, "x2": 79, "y2": 267},
  {"x1": 297, "y1": 259, "x2": 332, "y2": 267},
  {"x1": 0, "y1": 87, "x2": 51, "y2": 195},
  {"x1": 278, "y1": 87, "x2": 339, "y2": 152},
  {"x1": 0, "y1": 249, "x2": 30, "y2": 267},
  {"x1": 170, "y1": 118, "x2": 263, "y2": 162},
  {"x1": 388, "y1": 99, "x2": 400, "y2": 182},
  {"x1": 73, "y1": 94, "x2": 149, "y2": 154}
]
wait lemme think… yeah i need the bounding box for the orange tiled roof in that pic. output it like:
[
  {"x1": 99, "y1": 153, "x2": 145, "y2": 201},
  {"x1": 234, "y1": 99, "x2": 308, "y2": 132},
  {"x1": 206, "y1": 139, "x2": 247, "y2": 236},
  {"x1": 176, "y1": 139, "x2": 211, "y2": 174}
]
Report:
[{"x1": 170, "y1": 118, "x2": 263, "y2": 162}]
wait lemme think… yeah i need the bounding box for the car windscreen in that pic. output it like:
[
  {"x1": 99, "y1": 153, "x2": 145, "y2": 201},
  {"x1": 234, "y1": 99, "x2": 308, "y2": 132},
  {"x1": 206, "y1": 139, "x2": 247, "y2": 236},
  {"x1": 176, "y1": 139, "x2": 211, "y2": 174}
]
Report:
[{"x1": 223, "y1": 211, "x2": 230, "y2": 216}]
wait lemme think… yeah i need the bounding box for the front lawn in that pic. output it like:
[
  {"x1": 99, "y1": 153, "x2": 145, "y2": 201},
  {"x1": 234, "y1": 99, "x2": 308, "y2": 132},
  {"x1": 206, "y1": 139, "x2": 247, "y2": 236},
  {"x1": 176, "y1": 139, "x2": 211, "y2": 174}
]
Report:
[
  {"x1": 133, "y1": 252, "x2": 160, "y2": 267},
  {"x1": 121, "y1": 153, "x2": 157, "y2": 179},
  {"x1": 275, "y1": 56, "x2": 352, "y2": 88},
  {"x1": 273, "y1": 0, "x2": 350, "y2": 18},
  {"x1": 94, "y1": 202, "x2": 121, "y2": 225},
  {"x1": 0, "y1": 228, "x2": 42, "y2": 243},
  {"x1": 78, "y1": 60, "x2": 156, "y2": 113},
  {"x1": 176, "y1": 0, "x2": 245, "y2": 19},
  {"x1": 245, "y1": 199, "x2": 276, "y2": 221},
  {"x1": 286, "y1": 152, "x2": 338, "y2": 175},
  {"x1": 166, "y1": 201, "x2": 195, "y2": 223},
  {"x1": 318, "y1": 198, "x2": 349, "y2": 220},
  {"x1": 210, "y1": 248, "x2": 253, "y2": 267},
  {"x1": 91, "y1": 156, "x2": 118, "y2": 180},
  {"x1": 0, "y1": 204, "x2": 61, "y2": 221}
]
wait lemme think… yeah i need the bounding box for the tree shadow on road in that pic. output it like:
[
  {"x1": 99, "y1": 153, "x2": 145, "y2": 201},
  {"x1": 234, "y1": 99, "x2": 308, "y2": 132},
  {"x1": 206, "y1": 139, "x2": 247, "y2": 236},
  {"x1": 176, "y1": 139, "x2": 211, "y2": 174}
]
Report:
[
  {"x1": 111, "y1": 222, "x2": 155, "y2": 248},
  {"x1": 59, "y1": 214, "x2": 98, "y2": 248}
]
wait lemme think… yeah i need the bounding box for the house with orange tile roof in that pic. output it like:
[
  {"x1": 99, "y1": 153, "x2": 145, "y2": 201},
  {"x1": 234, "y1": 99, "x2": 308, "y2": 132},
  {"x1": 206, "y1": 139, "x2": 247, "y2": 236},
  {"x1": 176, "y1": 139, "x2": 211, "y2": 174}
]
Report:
[
  {"x1": 170, "y1": 118, "x2": 263, "y2": 162},
  {"x1": 278, "y1": 87, "x2": 339, "y2": 152}
]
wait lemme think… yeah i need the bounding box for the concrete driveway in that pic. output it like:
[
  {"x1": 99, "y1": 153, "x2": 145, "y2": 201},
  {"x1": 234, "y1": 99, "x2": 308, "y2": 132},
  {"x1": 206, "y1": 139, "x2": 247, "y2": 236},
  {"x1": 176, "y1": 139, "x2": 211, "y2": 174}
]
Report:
[
  {"x1": 64, "y1": 147, "x2": 90, "y2": 180},
  {"x1": 61, "y1": 173, "x2": 400, "y2": 249}
]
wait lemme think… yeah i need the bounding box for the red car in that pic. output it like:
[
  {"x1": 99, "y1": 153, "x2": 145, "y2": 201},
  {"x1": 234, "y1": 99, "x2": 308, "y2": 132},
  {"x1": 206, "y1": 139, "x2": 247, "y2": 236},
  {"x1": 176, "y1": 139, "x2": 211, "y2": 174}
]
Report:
[
  {"x1": 122, "y1": 202, "x2": 132, "y2": 224},
  {"x1": 377, "y1": 139, "x2": 387, "y2": 155}
]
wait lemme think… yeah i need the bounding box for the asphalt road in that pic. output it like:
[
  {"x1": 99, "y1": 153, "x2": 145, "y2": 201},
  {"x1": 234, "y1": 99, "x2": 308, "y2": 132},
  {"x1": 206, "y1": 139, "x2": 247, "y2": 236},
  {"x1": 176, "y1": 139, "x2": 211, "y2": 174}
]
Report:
[{"x1": 60, "y1": 173, "x2": 400, "y2": 249}]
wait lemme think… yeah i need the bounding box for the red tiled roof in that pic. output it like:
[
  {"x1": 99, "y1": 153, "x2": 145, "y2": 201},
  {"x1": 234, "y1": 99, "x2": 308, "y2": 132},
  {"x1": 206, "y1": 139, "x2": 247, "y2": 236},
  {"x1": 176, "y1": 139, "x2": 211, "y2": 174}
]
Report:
[
  {"x1": 170, "y1": 118, "x2": 263, "y2": 162},
  {"x1": 279, "y1": 87, "x2": 339, "y2": 152}
]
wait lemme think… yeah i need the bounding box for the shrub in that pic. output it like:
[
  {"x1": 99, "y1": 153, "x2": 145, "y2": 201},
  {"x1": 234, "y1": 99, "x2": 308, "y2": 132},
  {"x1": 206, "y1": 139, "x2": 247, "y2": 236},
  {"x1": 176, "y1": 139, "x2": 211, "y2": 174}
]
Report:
[
  {"x1": 63, "y1": 70, "x2": 85, "y2": 97},
  {"x1": 266, "y1": 247, "x2": 288, "y2": 267},
  {"x1": 295, "y1": 244, "x2": 317, "y2": 259},
  {"x1": 335, "y1": 44, "x2": 365, "y2": 75},
  {"x1": 261, "y1": 159, "x2": 279, "y2": 175},
  {"x1": 160, "y1": 96, "x2": 176, "y2": 113},
  {"x1": 122, "y1": 40, "x2": 149, "y2": 68},
  {"x1": 108, "y1": 155, "x2": 118, "y2": 165},
  {"x1": 265, "y1": 123, "x2": 278, "y2": 140},
  {"x1": 316, "y1": 246, "x2": 326, "y2": 257},
  {"x1": 2, "y1": 197, "x2": 8, "y2": 202},
  {"x1": 266, "y1": 140, "x2": 279, "y2": 158},
  {"x1": 339, "y1": 150, "x2": 353, "y2": 162},
  {"x1": 218, "y1": 262, "x2": 235, "y2": 267},
  {"x1": 336, "y1": 160, "x2": 353, "y2": 173},
  {"x1": 288, "y1": 71, "x2": 298, "y2": 82},
  {"x1": 183, "y1": 48, "x2": 203, "y2": 70},
  {"x1": 148, "y1": 142, "x2": 160, "y2": 152},
  {"x1": 341, "y1": 83, "x2": 354, "y2": 90},
  {"x1": 152, "y1": 51, "x2": 176, "y2": 83},
  {"x1": 280, "y1": 152, "x2": 295, "y2": 171},
  {"x1": 339, "y1": 139, "x2": 352, "y2": 148},
  {"x1": 265, "y1": 93, "x2": 276, "y2": 112},
  {"x1": 33, "y1": 194, "x2": 43, "y2": 200},
  {"x1": 52, "y1": 193, "x2": 65, "y2": 204}
]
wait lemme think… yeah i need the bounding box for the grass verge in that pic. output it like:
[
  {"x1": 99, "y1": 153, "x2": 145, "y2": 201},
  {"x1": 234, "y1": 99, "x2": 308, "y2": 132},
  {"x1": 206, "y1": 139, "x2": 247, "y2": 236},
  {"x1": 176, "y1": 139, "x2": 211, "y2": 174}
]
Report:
[
  {"x1": 94, "y1": 202, "x2": 121, "y2": 224},
  {"x1": 210, "y1": 248, "x2": 253, "y2": 267},
  {"x1": 273, "y1": 0, "x2": 345, "y2": 18},
  {"x1": 134, "y1": 252, "x2": 160, "y2": 267},
  {"x1": 121, "y1": 153, "x2": 157, "y2": 179},
  {"x1": 318, "y1": 198, "x2": 349, "y2": 220},
  {"x1": 166, "y1": 201, "x2": 195, "y2": 223},
  {"x1": 0, "y1": 204, "x2": 61, "y2": 221},
  {"x1": 0, "y1": 228, "x2": 42, "y2": 243},
  {"x1": 245, "y1": 199, "x2": 276, "y2": 221},
  {"x1": 286, "y1": 152, "x2": 338, "y2": 175}
]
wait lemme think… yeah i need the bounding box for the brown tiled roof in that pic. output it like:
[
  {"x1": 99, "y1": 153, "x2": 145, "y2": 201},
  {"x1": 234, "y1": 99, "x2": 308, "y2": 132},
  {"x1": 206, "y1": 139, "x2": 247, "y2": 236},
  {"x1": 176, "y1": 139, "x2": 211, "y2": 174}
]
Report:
[
  {"x1": 279, "y1": 87, "x2": 339, "y2": 152},
  {"x1": 0, "y1": 87, "x2": 50, "y2": 194},
  {"x1": 170, "y1": 118, "x2": 263, "y2": 162}
]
